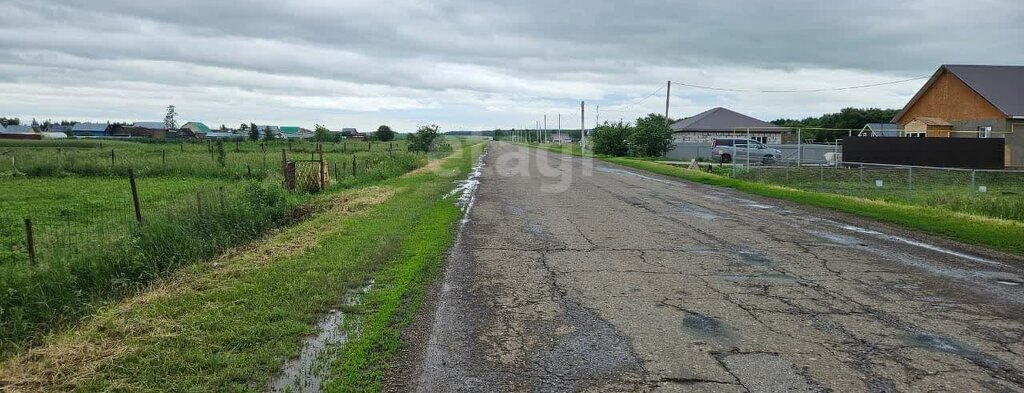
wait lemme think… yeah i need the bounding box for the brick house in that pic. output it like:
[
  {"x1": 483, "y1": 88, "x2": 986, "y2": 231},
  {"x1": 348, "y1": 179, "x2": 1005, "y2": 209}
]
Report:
[
  {"x1": 669, "y1": 107, "x2": 784, "y2": 144},
  {"x1": 892, "y1": 64, "x2": 1024, "y2": 167}
]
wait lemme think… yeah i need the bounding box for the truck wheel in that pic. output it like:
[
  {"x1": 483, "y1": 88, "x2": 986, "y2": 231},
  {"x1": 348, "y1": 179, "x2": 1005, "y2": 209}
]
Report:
[{"x1": 720, "y1": 154, "x2": 732, "y2": 163}]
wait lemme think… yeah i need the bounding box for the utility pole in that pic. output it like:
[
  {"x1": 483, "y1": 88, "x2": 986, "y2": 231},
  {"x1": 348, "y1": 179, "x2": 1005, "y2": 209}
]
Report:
[
  {"x1": 543, "y1": 114, "x2": 547, "y2": 143},
  {"x1": 665, "y1": 80, "x2": 672, "y2": 125},
  {"x1": 580, "y1": 101, "x2": 586, "y2": 151},
  {"x1": 558, "y1": 113, "x2": 562, "y2": 142},
  {"x1": 596, "y1": 105, "x2": 600, "y2": 126}
]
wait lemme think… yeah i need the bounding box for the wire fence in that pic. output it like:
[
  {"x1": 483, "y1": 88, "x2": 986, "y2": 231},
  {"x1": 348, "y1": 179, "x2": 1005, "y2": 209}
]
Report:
[{"x1": 726, "y1": 163, "x2": 1024, "y2": 222}]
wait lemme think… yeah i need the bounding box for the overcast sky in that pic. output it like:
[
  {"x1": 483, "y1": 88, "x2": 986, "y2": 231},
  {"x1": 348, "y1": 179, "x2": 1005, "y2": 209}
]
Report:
[{"x1": 2, "y1": 0, "x2": 1022, "y2": 132}]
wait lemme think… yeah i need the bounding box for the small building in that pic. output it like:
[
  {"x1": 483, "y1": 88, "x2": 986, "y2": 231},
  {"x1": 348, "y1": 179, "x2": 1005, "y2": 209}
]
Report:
[
  {"x1": 858, "y1": 123, "x2": 901, "y2": 137},
  {"x1": 669, "y1": 107, "x2": 784, "y2": 144},
  {"x1": 551, "y1": 133, "x2": 573, "y2": 143},
  {"x1": 205, "y1": 131, "x2": 237, "y2": 139},
  {"x1": 1, "y1": 124, "x2": 33, "y2": 134},
  {"x1": 181, "y1": 122, "x2": 211, "y2": 135},
  {"x1": 71, "y1": 122, "x2": 110, "y2": 137},
  {"x1": 112, "y1": 125, "x2": 167, "y2": 139},
  {"x1": 280, "y1": 126, "x2": 314, "y2": 139},
  {"x1": 903, "y1": 117, "x2": 952, "y2": 138},
  {"x1": 47, "y1": 124, "x2": 70, "y2": 134},
  {"x1": 892, "y1": 64, "x2": 1024, "y2": 167}
]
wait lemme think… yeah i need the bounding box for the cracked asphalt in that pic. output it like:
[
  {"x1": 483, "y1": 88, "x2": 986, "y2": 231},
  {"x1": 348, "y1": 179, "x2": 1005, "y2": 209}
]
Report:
[{"x1": 386, "y1": 142, "x2": 1024, "y2": 392}]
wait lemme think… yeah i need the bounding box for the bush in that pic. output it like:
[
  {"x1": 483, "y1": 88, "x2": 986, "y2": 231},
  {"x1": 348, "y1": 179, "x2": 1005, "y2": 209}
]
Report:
[
  {"x1": 407, "y1": 124, "x2": 441, "y2": 152},
  {"x1": 629, "y1": 114, "x2": 674, "y2": 157},
  {"x1": 591, "y1": 121, "x2": 632, "y2": 156}
]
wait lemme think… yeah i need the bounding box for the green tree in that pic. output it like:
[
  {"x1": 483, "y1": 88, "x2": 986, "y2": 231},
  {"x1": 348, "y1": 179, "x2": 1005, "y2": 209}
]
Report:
[
  {"x1": 262, "y1": 125, "x2": 275, "y2": 141},
  {"x1": 375, "y1": 125, "x2": 396, "y2": 142},
  {"x1": 407, "y1": 124, "x2": 441, "y2": 152},
  {"x1": 313, "y1": 124, "x2": 333, "y2": 142},
  {"x1": 629, "y1": 114, "x2": 675, "y2": 157},
  {"x1": 591, "y1": 121, "x2": 632, "y2": 156},
  {"x1": 247, "y1": 123, "x2": 259, "y2": 142}
]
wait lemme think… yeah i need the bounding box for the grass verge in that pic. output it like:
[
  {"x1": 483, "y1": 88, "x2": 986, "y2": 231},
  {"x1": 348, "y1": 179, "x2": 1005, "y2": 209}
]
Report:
[
  {"x1": 0, "y1": 142, "x2": 484, "y2": 392},
  {"x1": 521, "y1": 142, "x2": 1024, "y2": 256},
  {"x1": 609, "y1": 157, "x2": 1024, "y2": 255}
]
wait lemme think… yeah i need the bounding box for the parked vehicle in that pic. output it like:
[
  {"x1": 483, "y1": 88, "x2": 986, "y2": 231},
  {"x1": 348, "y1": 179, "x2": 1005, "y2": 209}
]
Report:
[{"x1": 711, "y1": 138, "x2": 783, "y2": 164}]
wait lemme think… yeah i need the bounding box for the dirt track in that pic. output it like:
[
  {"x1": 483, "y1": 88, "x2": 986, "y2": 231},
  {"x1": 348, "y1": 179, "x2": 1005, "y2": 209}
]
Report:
[{"x1": 387, "y1": 142, "x2": 1024, "y2": 392}]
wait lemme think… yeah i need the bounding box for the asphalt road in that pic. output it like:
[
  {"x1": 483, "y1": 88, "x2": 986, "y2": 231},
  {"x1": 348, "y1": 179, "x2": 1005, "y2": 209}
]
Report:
[{"x1": 387, "y1": 142, "x2": 1024, "y2": 392}]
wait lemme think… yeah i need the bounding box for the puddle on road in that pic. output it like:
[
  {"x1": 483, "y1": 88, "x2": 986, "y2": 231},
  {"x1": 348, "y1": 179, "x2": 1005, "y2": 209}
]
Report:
[
  {"x1": 838, "y1": 224, "x2": 1003, "y2": 267},
  {"x1": 677, "y1": 205, "x2": 720, "y2": 220},
  {"x1": 906, "y1": 331, "x2": 1008, "y2": 372},
  {"x1": 736, "y1": 250, "x2": 771, "y2": 266},
  {"x1": 270, "y1": 280, "x2": 375, "y2": 393},
  {"x1": 683, "y1": 312, "x2": 726, "y2": 337},
  {"x1": 443, "y1": 148, "x2": 487, "y2": 225}
]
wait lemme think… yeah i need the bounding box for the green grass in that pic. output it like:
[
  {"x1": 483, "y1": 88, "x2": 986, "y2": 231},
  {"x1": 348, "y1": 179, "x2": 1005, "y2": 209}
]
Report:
[
  {"x1": 0, "y1": 142, "x2": 484, "y2": 392},
  {"x1": 0, "y1": 139, "x2": 440, "y2": 358},
  {"x1": 603, "y1": 157, "x2": 1024, "y2": 255}
]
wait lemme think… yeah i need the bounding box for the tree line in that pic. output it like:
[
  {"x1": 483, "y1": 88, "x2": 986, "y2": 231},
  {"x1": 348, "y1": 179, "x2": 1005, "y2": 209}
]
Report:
[
  {"x1": 771, "y1": 107, "x2": 900, "y2": 142},
  {"x1": 591, "y1": 113, "x2": 676, "y2": 157}
]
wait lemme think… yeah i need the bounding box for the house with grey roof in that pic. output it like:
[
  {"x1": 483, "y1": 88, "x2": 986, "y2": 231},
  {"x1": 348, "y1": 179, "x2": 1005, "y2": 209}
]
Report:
[
  {"x1": 892, "y1": 64, "x2": 1024, "y2": 167},
  {"x1": 669, "y1": 107, "x2": 785, "y2": 144},
  {"x1": 72, "y1": 122, "x2": 110, "y2": 137},
  {"x1": 1, "y1": 124, "x2": 33, "y2": 134},
  {"x1": 133, "y1": 121, "x2": 167, "y2": 130}
]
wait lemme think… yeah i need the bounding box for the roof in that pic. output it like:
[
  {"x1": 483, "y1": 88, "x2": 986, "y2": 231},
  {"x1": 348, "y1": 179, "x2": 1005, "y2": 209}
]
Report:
[
  {"x1": 669, "y1": 107, "x2": 782, "y2": 132},
  {"x1": 133, "y1": 121, "x2": 167, "y2": 129},
  {"x1": 910, "y1": 117, "x2": 952, "y2": 126},
  {"x1": 48, "y1": 124, "x2": 69, "y2": 132},
  {"x1": 894, "y1": 64, "x2": 1024, "y2": 121},
  {"x1": 72, "y1": 122, "x2": 109, "y2": 132},
  {"x1": 860, "y1": 123, "x2": 900, "y2": 137},
  {"x1": 182, "y1": 122, "x2": 211, "y2": 133},
  {"x1": 1, "y1": 124, "x2": 33, "y2": 133},
  {"x1": 205, "y1": 132, "x2": 235, "y2": 138}
]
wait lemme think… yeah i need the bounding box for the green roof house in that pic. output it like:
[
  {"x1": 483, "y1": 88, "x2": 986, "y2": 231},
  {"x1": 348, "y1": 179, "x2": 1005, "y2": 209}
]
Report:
[
  {"x1": 280, "y1": 126, "x2": 314, "y2": 139},
  {"x1": 181, "y1": 122, "x2": 211, "y2": 134}
]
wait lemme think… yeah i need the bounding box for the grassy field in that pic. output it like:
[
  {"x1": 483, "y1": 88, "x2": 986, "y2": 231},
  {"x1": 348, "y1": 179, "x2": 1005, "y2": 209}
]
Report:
[
  {"x1": 524, "y1": 142, "x2": 1024, "y2": 256},
  {"x1": 0, "y1": 138, "x2": 436, "y2": 358},
  {"x1": 0, "y1": 141, "x2": 484, "y2": 392}
]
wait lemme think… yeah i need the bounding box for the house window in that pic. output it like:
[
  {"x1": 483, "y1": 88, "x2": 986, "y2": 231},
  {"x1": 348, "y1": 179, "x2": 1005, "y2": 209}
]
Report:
[
  {"x1": 905, "y1": 132, "x2": 926, "y2": 138},
  {"x1": 978, "y1": 126, "x2": 992, "y2": 138},
  {"x1": 751, "y1": 136, "x2": 768, "y2": 144}
]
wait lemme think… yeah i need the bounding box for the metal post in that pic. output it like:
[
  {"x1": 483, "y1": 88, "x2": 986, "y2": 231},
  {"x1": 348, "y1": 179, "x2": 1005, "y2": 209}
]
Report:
[
  {"x1": 162, "y1": 150, "x2": 166, "y2": 166},
  {"x1": 24, "y1": 218, "x2": 35, "y2": 265},
  {"x1": 129, "y1": 169, "x2": 143, "y2": 225},
  {"x1": 820, "y1": 165, "x2": 824, "y2": 189},
  {"x1": 110, "y1": 149, "x2": 115, "y2": 167},
  {"x1": 797, "y1": 128, "x2": 802, "y2": 167},
  {"x1": 664, "y1": 80, "x2": 671, "y2": 125},
  {"x1": 352, "y1": 154, "x2": 357, "y2": 177}
]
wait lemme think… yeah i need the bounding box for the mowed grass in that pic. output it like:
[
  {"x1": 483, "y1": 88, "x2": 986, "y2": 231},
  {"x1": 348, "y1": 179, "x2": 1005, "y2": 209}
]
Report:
[{"x1": 0, "y1": 142, "x2": 484, "y2": 392}]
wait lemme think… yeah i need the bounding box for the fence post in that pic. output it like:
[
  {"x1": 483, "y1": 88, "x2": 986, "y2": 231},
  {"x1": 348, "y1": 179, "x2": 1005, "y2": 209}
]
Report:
[
  {"x1": 111, "y1": 149, "x2": 115, "y2": 167},
  {"x1": 970, "y1": 170, "x2": 976, "y2": 197},
  {"x1": 247, "y1": 164, "x2": 252, "y2": 178},
  {"x1": 797, "y1": 128, "x2": 802, "y2": 167},
  {"x1": 334, "y1": 162, "x2": 339, "y2": 181},
  {"x1": 908, "y1": 166, "x2": 913, "y2": 199},
  {"x1": 819, "y1": 165, "x2": 824, "y2": 189},
  {"x1": 352, "y1": 154, "x2": 357, "y2": 177},
  {"x1": 129, "y1": 169, "x2": 143, "y2": 225},
  {"x1": 24, "y1": 218, "x2": 36, "y2": 265},
  {"x1": 162, "y1": 149, "x2": 166, "y2": 166},
  {"x1": 281, "y1": 149, "x2": 288, "y2": 180}
]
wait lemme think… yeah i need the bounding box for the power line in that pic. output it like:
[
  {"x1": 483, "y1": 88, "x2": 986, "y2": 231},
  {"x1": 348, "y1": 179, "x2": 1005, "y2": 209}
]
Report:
[{"x1": 670, "y1": 75, "x2": 929, "y2": 93}]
